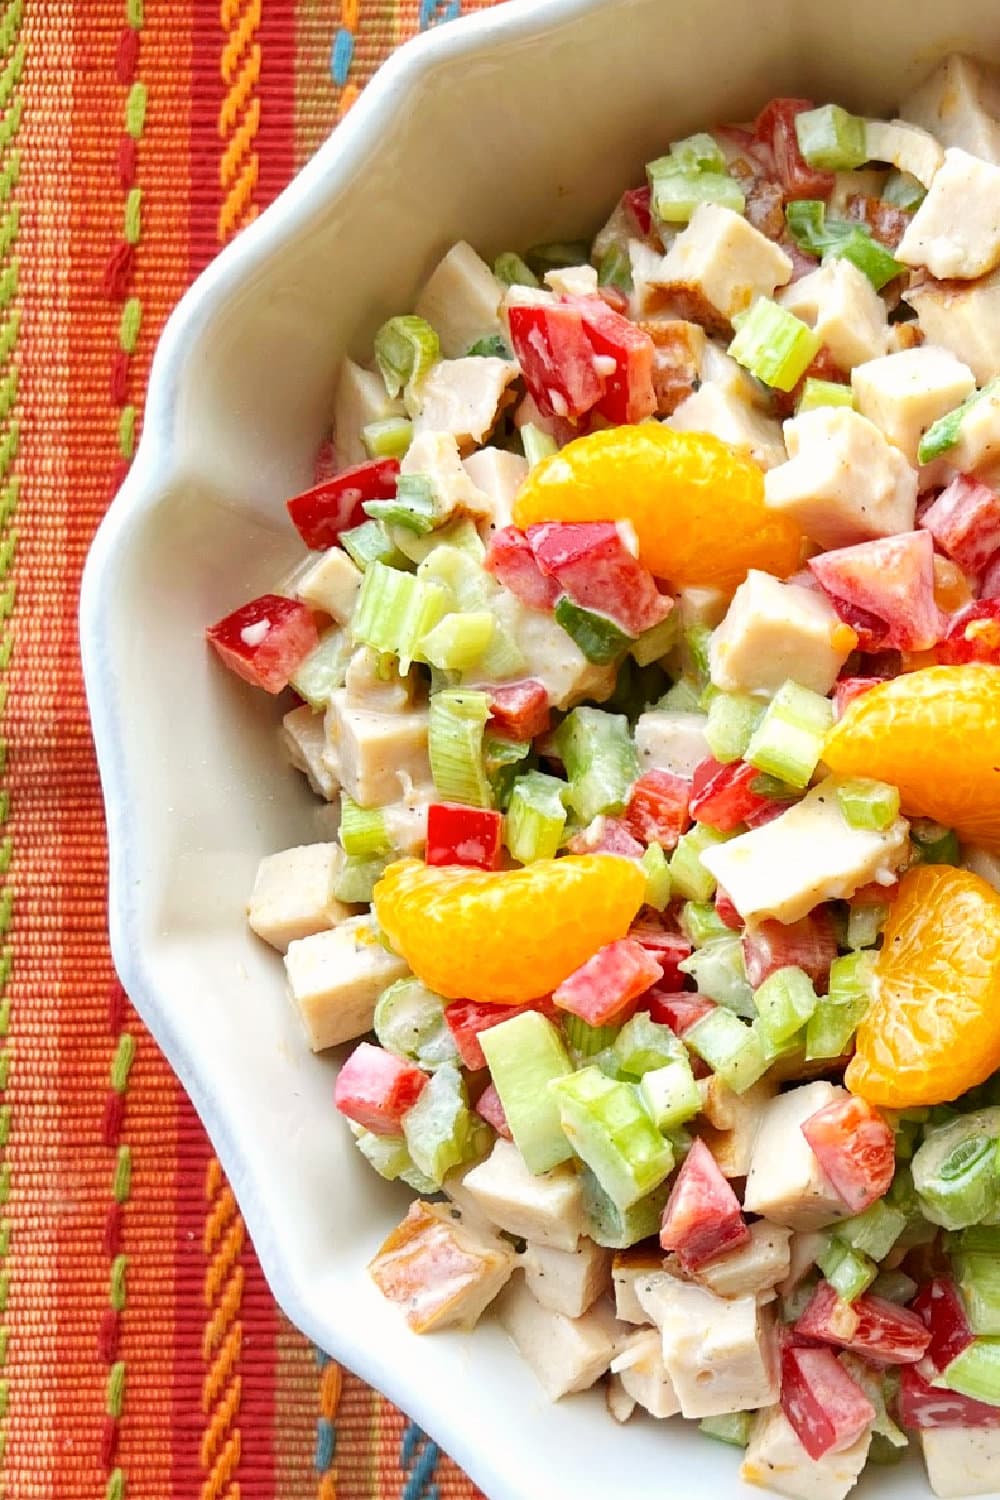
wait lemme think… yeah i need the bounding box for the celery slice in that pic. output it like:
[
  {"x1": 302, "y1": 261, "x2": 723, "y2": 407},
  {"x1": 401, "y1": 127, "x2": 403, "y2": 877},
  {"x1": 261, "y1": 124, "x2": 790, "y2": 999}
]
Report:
[
  {"x1": 835, "y1": 1200, "x2": 907, "y2": 1261},
  {"x1": 669, "y1": 824, "x2": 731, "y2": 902},
  {"x1": 805, "y1": 950, "x2": 874, "y2": 1060},
  {"x1": 846, "y1": 899, "x2": 889, "y2": 951},
  {"x1": 553, "y1": 708, "x2": 639, "y2": 824},
  {"x1": 744, "y1": 679, "x2": 834, "y2": 789},
  {"x1": 684, "y1": 1008, "x2": 769, "y2": 1093},
  {"x1": 340, "y1": 519, "x2": 410, "y2": 572},
  {"x1": 940, "y1": 1341, "x2": 1000, "y2": 1407},
  {"x1": 373, "y1": 976, "x2": 458, "y2": 1071},
  {"x1": 679, "y1": 938, "x2": 754, "y2": 1018},
  {"x1": 521, "y1": 422, "x2": 558, "y2": 468},
  {"x1": 505, "y1": 770, "x2": 567, "y2": 864},
  {"x1": 420, "y1": 611, "x2": 495, "y2": 671},
  {"x1": 729, "y1": 299, "x2": 821, "y2": 393},
  {"x1": 480, "y1": 1011, "x2": 575, "y2": 1173},
  {"x1": 428, "y1": 689, "x2": 492, "y2": 808},
  {"x1": 699, "y1": 1413, "x2": 752, "y2": 1448},
  {"x1": 836, "y1": 777, "x2": 901, "y2": 832},
  {"x1": 418, "y1": 540, "x2": 488, "y2": 606},
  {"x1": 795, "y1": 104, "x2": 868, "y2": 170},
  {"x1": 818, "y1": 1237, "x2": 878, "y2": 1301},
  {"x1": 613, "y1": 1013, "x2": 685, "y2": 1077},
  {"x1": 374, "y1": 314, "x2": 440, "y2": 402},
  {"x1": 679, "y1": 900, "x2": 733, "y2": 948},
  {"x1": 290, "y1": 627, "x2": 352, "y2": 709},
  {"x1": 824, "y1": 229, "x2": 905, "y2": 291},
  {"x1": 580, "y1": 1167, "x2": 671, "y2": 1249},
  {"x1": 483, "y1": 733, "x2": 533, "y2": 811},
  {"x1": 597, "y1": 244, "x2": 632, "y2": 293},
  {"x1": 883, "y1": 169, "x2": 925, "y2": 210},
  {"x1": 650, "y1": 132, "x2": 727, "y2": 174},
  {"x1": 797, "y1": 378, "x2": 854, "y2": 414},
  {"x1": 659, "y1": 677, "x2": 701, "y2": 712},
  {"x1": 785, "y1": 199, "x2": 904, "y2": 290},
  {"x1": 525, "y1": 241, "x2": 591, "y2": 275},
  {"x1": 912, "y1": 1108, "x2": 1000, "y2": 1229},
  {"x1": 465, "y1": 334, "x2": 511, "y2": 359},
  {"x1": 754, "y1": 966, "x2": 819, "y2": 1049},
  {"x1": 334, "y1": 852, "x2": 389, "y2": 904},
  {"x1": 631, "y1": 612, "x2": 678, "y2": 668},
  {"x1": 549, "y1": 1067, "x2": 674, "y2": 1209},
  {"x1": 954, "y1": 1253, "x2": 1000, "y2": 1335},
  {"x1": 339, "y1": 793, "x2": 392, "y2": 858},
  {"x1": 652, "y1": 170, "x2": 745, "y2": 224},
  {"x1": 351, "y1": 562, "x2": 449, "y2": 672},
  {"x1": 554, "y1": 596, "x2": 633, "y2": 664},
  {"x1": 639, "y1": 1059, "x2": 701, "y2": 1130},
  {"x1": 401, "y1": 1063, "x2": 481, "y2": 1186},
  {"x1": 910, "y1": 818, "x2": 961, "y2": 866},
  {"x1": 705, "y1": 691, "x2": 765, "y2": 764},
  {"x1": 352, "y1": 1127, "x2": 433, "y2": 1188},
  {"x1": 365, "y1": 473, "x2": 443, "y2": 535},
  {"x1": 493, "y1": 251, "x2": 539, "y2": 288},
  {"x1": 362, "y1": 416, "x2": 413, "y2": 461},
  {"x1": 563, "y1": 1014, "x2": 621, "y2": 1059},
  {"x1": 641, "y1": 842, "x2": 672, "y2": 911}
]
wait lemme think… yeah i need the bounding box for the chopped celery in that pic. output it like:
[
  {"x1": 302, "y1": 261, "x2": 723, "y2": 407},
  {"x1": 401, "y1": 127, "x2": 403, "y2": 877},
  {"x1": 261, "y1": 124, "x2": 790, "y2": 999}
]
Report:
[
  {"x1": 631, "y1": 612, "x2": 678, "y2": 668},
  {"x1": 353, "y1": 1127, "x2": 436, "y2": 1192},
  {"x1": 465, "y1": 333, "x2": 511, "y2": 359},
  {"x1": 580, "y1": 1166, "x2": 671, "y2": 1249},
  {"x1": 473, "y1": 617, "x2": 527, "y2": 681},
  {"x1": 428, "y1": 689, "x2": 492, "y2": 808},
  {"x1": 613, "y1": 1014, "x2": 685, "y2": 1077},
  {"x1": 684, "y1": 622, "x2": 714, "y2": 686},
  {"x1": 883, "y1": 169, "x2": 925, "y2": 210},
  {"x1": 483, "y1": 733, "x2": 532, "y2": 810},
  {"x1": 679, "y1": 900, "x2": 732, "y2": 948},
  {"x1": 402, "y1": 1063, "x2": 480, "y2": 1186},
  {"x1": 870, "y1": 1269, "x2": 918, "y2": 1305},
  {"x1": 685, "y1": 1008, "x2": 769, "y2": 1093},
  {"x1": 524, "y1": 241, "x2": 591, "y2": 275},
  {"x1": 781, "y1": 1274, "x2": 820, "y2": 1325},
  {"x1": 641, "y1": 843, "x2": 672, "y2": 911},
  {"x1": 921, "y1": 383, "x2": 1000, "y2": 462},
  {"x1": 597, "y1": 244, "x2": 632, "y2": 293},
  {"x1": 955, "y1": 1252, "x2": 1000, "y2": 1335},
  {"x1": 825, "y1": 228, "x2": 906, "y2": 291},
  {"x1": 521, "y1": 422, "x2": 558, "y2": 468},
  {"x1": 480, "y1": 1011, "x2": 575, "y2": 1173},
  {"x1": 912, "y1": 1108, "x2": 1000, "y2": 1229},
  {"x1": 418, "y1": 541, "x2": 488, "y2": 607},
  {"x1": 754, "y1": 966, "x2": 819, "y2": 1049},
  {"x1": 679, "y1": 937, "x2": 754, "y2": 1018},
  {"x1": 705, "y1": 691, "x2": 765, "y2": 764},
  {"x1": 591, "y1": 1045, "x2": 627, "y2": 1080},
  {"x1": 795, "y1": 104, "x2": 868, "y2": 170},
  {"x1": 652, "y1": 170, "x2": 745, "y2": 224},
  {"x1": 340, "y1": 518, "x2": 410, "y2": 572},
  {"x1": 669, "y1": 824, "x2": 731, "y2": 902},
  {"x1": 362, "y1": 415, "x2": 413, "y2": 461},
  {"x1": 797, "y1": 378, "x2": 854, "y2": 414},
  {"x1": 953, "y1": 1226, "x2": 1000, "y2": 1253},
  {"x1": 334, "y1": 852, "x2": 389, "y2": 903},
  {"x1": 650, "y1": 132, "x2": 727, "y2": 174},
  {"x1": 339, "y1": 793, "x2": 392, "y2": 858},
  {"x1": 940, "y1": 1340, "x2": 1000, "y2": 1407},
  {"x1": 846, "y1": 899, "x2": 889, "y2": 950},
  {"x1": 553, "y1": 708, "x2": 639, "y2": 824},
  {"x1": 420, "y1": 611, "x2": 495, "y2": 671},
  {"x1": 910, "y1": 818, "x2": 961, "y2": 866},
  {"x1": 639, "y1": 1058, "x2": 701, "y2": 1130},
  {"x1": 493, "y1": 251, "x2": 540, "y2": 287},
  {"x1": 550, "y1": 1067, "x2": 674, "y2": 1209},
  {"x1": 365, "y1": 472, "x2": 442, "y2": 534},
  {"x1": 290, "y1": 627, "x2": 351, "y2": 708},
  {"x1": 818, "y1": 1237, "x2": 878, "y2": 1301},
  {"x1": 554, "y1": 596, "x2": 633, "y2": 664},
  {"x1": 660, "y1": 677, "x2": 701, "y2": 712},
  {"x1": 728, "y1": 299, "x2": 821, "y2": 393},
  {"x1": 744, "y1": 680, "x2": 834, "y2": 789},
  {"x1": 373, "y1": 976, "x2": 458, "y2": 1071},
  {"x1": 805, "y1": 950, "x2": 875, "y2": 1060},
  {"x1": 699, "y1": 1413, "x2": 752, "y2": 1448},
  {"x1": 352, "y1": 561, "x2": 448, "y2": 671},
  {"x1": 505, "y1": 770, "x2": 567, "y2": 864},
  {"x1": 374, "y1": 314, "x2": 440, "y2": 402},
  {"x1": 563, "y1": 1014, "x2": 621, "y2": 1059},
  {"x1": 835, "y1": 1200, "x2": 907, "y2": 1261}
]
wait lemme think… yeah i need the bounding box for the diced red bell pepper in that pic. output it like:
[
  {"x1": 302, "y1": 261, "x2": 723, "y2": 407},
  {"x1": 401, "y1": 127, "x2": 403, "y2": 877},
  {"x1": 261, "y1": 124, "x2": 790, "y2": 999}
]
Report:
[
  {"x1": 754, "y1": 98, "x2": 835, "y2": 200},
  {"x1": 648, "y1": 990, "x2": 716, "y2": 1035},
  {"x1": 800, "y1": 1095, "x2": 895, "y2": 1214},
  {"x1": 833, "y1": 674, "x2": 889, "y2": 719},
  {"x1": 566, "y1": 816, "x2": 646, "y2": 859},
  {"x1": 444, "y1": 998, "x2": 547, "y2": 1071},
  {"x1": 981, "y1": 554, "x2": 1000, "y2": 599},
  {"x1": 742, "y1": 910, "x2": 837, "y2": 990},
  {"x1": 913, "y1": 1278, "x2": 976, "y2": 1374},
  {"x1": 286, "y1": 457, "x2": 400, "y2": 550},
  {"x1": 625, "y1": 770, "x2": 692, "y2": 851},
  {"x1": 485, "y1": 526, "x2": 561, "y2": 610},
  {"x1": 938, "y1": 600, "x2": 1000, "y2": 666},
  {"x1": 206, "y1": 593, "x2": 319, "y2": 694},
  {"x1": 659, "y1": 1137, "x2": 751, "y2": 1269},
  {"x1": 898, "y1": 1363, "x2": 1000, "y2": 1428},
  {"x1": 630, "y1": 925, "x2": 693, "y2": 989},
  {"x1": 553, "y1": 938, "x2": 663, "y2": 1027},
  {"x1": 796, "y1": 1282, "x2": 931, "y2": 1366},
  {"x1": 742, "y1": 799, "x2": 790, "y2": 829},
  {"x1": 922, "y1": 475, "x2": 1000, "y2": 579},
  {"x1": 567, "y1": 296, "x2": 657, "y2": 426},
  {"x1": 333, "y1": 1042, "x2": 429, "y2": 1135},
  {"x1": 715, "y1": 886, "x2": 743, "y2": 931},
  {"x1": 475, "y1": 1081, "x2": 512, "y2": 1140},
  {"x1": 689, "y1": 758, "x2": 773, "y2": 832},
  {"x1": 780, "y1": 1344, "x2": 876, "y2": 1460},
  {"x1": 426, "y1": 804, "x2": 503, "y2": 871},
  {"x1": 527, "y1": 521, "x2": 672, "y2": 637},
  {"x1": 809, "y1": 531, "x2": 944, "y2": 653},
  {"x1": 507, "y1": 300, "x2": 606, "y2": 421},
  {"x1": 622, "y1": 185, "x2": 652, "y2": 236},
  {"x1": 487, "y1": 679, "x2": 551, "y2": 741}
]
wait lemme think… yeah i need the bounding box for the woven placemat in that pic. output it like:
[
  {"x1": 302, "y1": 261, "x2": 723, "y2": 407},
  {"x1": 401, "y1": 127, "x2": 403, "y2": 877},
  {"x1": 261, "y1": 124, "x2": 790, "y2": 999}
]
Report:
[{"x1": 4, "y1": 1, "x2": 497, "y2": 1493}]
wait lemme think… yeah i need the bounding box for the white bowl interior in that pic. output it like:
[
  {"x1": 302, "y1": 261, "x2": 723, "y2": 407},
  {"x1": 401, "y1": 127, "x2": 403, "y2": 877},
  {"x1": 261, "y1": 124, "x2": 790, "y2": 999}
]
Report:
[{"x1": 83, "y1": 1, "x2": 1000, "y2": 1495}]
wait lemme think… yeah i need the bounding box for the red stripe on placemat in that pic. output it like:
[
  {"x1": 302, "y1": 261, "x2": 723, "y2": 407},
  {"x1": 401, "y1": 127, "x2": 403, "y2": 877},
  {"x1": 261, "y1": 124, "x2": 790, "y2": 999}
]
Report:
[
  {"x1": 171, "y1": 1093, "x2": 214, "y2": 1498},
  {"x1": 256, "y1": 0, "x2": 297, "y2": 211},
  {"x1": 190, "y1": 0, "x2": 225, "y2": 279}
]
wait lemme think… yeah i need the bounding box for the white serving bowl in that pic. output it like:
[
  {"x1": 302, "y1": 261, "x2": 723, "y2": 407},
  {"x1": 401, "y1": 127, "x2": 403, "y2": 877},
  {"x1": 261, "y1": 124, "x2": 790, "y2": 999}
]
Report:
[{"x1": 81, "y1": 1, "x2": 1000, "y2": 1495}]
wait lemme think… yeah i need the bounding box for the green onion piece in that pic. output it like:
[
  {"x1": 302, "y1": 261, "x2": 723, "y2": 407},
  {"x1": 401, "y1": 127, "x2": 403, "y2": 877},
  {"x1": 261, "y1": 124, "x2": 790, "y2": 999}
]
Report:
[
  {"x1": 794, "y1": 104, "x2": 868, "y2": 170},
  {"x1": 659, "y1": 677, "x2": 702, "y2": 712},
  {"x1": 684, "y1": 1007, "x2": 769, "y2": 1094},
  {"x1": 374, "y1": 314, "x2": 440, "y2": 401},
  {"x1": 290, "y1": 627, "x2": 351, "y2": 709},
  {"x1": 824, "y1": 228, "x2": 905, "y2": 292},
  {"x1": 351, "y1": 561, "x2": 449, "y2": 671},
  {"x1": 402, "y1": 1063, "x2": 481, "y2": 1186},
  {"x1": 919, "y1": 381, "x2": 1000, "y2": 464},
  {"x1": 334, "y1": 852, "x2": 389, "y2": 903},
  {"x1": 365, "y1": 473, "x2": 443, "y2": 535},
  {"x1": 362, "y1": 416, "x2": 413, "y2": 461},
  {"x1": 373, "y1": 976, "x2": 458, "y2": 1071},
  {"x1": 679, "y1": 900, "x2": 733, "y2": 948},
  {"x1": 805, "y1": 950, "x2": 875, "y2": 1060},
  {"x1": 505, "y1": 770, "x2": 567, "y2": 864},
  {"x1": 465, "y1": 334, "x2": 511, "y2": 359},
  {"x1": 652, "y1": 170, "x2": 746, "y2": 224},
  {"x1": 940, "y1": 1340, "x2": 1000, "y2": 1408},
  {"x1": 797, "y1": 378, "x2": 855, "y2": 414},
  {"x1": 910, "y1": 817, "x2": 961, "y2": 865},
  {"x1": 340, "y1": 518, "x2": 410, "y2": 572},
  {"x1": 480, "y1": 1010, "x2": 576, "y2": 1173},
  {"x1": 521, "y1": 422, "x2": 558, "y2": 468},
  {"x1": 339, "y1": 793, "x2": 392, "y2": 858},
  {"x1": 562, "y1": 1014, "x2": 621, "y2": 1060},
  {"x1": 846, "y1": 899, "x2": 889, "y2": 951},
  {"x1": 554, "y1": 595, "x2": 634, "y2": 665},
  {"x1": 728, "y1": 298, "x2": 821, "y2": 393},
  {"x1": 524, "y1": 241, "x2": 591, "y2": 275},
  {"x1": 882, "y1": 170, "x2": 925, "y2": 210},
  {"x1": 679, "y1": 937, "x2": 755, "y2": 1018},
  {"x1": 613, "y1": 1014, "x2": 685, "y2": 1077},
  {"x1": 699, "y1": 1413, "x2": 752, "y2": 1448},
  {"x1": 420, "y1": 611, "x2": 495, "y2": 671},
  {"x1": 640, "y1": 842, "x2": 672, "y2": 911},
  {"x1": 785, "y1": 199, "x2": 830, "y2": 255},
  {"x1": 428, "y1": 689, "x2": 492, "y2": 808},
  {"x1": 955, "y1": 1253, "x2": 1000, "y2": 1336},
  {"x1": 629, "y1": 612, "x2": 677, "y2": 670},
  {"x1": 639, "y1": 1058, "x2": 701, "y2": 1131},
  {"x1": 953, "y1": 1226, "x2": 1000, "y2": 1253},
  {"x1": 579, "y1": 1166, "x2": 671, "y2": 1249},
  {"x1": 493, "y1": 251, "x2": 540, "y2": 287},
  {"x1": 549, "y1": 1067, "x2": 674, "y2": 1209},
  {"x1": 836, "y1": 777, "x2": 901, "y2": 832},
  {"x1": 704, "y1": 691, "x2": 765, "y2": 764},
  {"x1": 669, "y1": 823, "x2": 731, "y2": 902},
  {"x1": 744, "y1": 679, "x2": 834, "y2": 789},
  {"x1": 598, "y1": 243, "x2": 633, "y2": 293},
  {"x1": 835, "y1": 1200, "x2": 907, "y2": 1261},
  {"x1": 483, "y1": 733, "x2": 532, "y2": 811},
  {"x1": 553, "y1": 707, "x2": 640, "y2": 824},
  {"x1": 754, "y1": 965, "x2": 819, "y2": 1050},
  {"x1": 818, "y1": 1237, "x2": 878, "y2": 1302},
  {"x1": 912, "y1": 1108, "x2": 1000, "y2": 1229},
  {"x1": 871, "y1": 1269, "x2": 918, "y2": 1304},
  {"x1": 785, "y1": 199, "x2": 904, "y2": 290}
]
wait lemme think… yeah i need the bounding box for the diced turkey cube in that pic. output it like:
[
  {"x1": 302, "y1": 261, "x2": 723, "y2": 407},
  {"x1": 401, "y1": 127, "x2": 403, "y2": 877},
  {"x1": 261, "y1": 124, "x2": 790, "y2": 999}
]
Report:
[
  {"x1": 709, "y1": 570, "x2": 855, "y2": 699},
  {"x1": 612, "y1": 1246, "x2": 666, "y2": 1323},
  {"x1": 898, "y1": 148, "x2": 1000, "y2": 280},
  {"x1": 369, "y1": 1199, "x2": 515, "y2": 1333},
  {"x1": 634, "y1": 710, "x2": 711, "y2": 779},
  {"x1": 903, "y1": 55, "x2": 1000, "y2": 166},
  {"x1": 296, "y1": 547, "x2": 363, "y2": 624},
  {"x1": 460, "y1": 1138, "x2": 585, "y2": 1251},
  {"x1": 947, "y1": 382, "x2": 1000, "y2": 473},
  {"x1": 489, "y1": 592, "x2": 617, "y2": 710},
  {"x1": 333, "y1": 357, "x2": 403, "y2": 467},
  {"x1": 863, "y1": 119, "x2": 944, "y2": 188},
  {"x1": 521, "y1": 1237, "x2": 612, "y2": 1318},
  {"x1": 412, "y1": 357, "x2": 520, "y2": 450},
  {"x1": 461, "y1": 446, "x2": 528, "y2": 535},
  {"x1": 495, "y1": 1277, "x2": 622, "y2": 1400},
  {"x1": 779, "y1": 259, "x2": 889, "y2": 372},
  {"x1": 698, "y1": 1074, "x2": 778, "y2": 1178},
  {"x1": 905, "y1": 268, "x2": 1000, "y2": 384},
  {"x1": 637, "y1": 1276, "x2": 780, "y2": 1419},
  {"x1": 284, "y1": 916, "x2": 409, "y2": 1050},
  {"x1": 283, "y1": 705, "x2": 339, "y2": 800},
  {"x1": 611, "y1": 1328, "x2": 681, "y2": 1418},
  {"x1": 381, "y1": 782, "x2": 435, "y2": 857},
  {"x1": 325, "y1": 690, "x2": 430, "y2": 808},
  {"x1": 343, "y1": 646, "x2": 415, "y2": 713},
  {"x1": 606, "y1": 1373, "x2": 637, "y2": 1423},
  {"x1": 653, "y1": 204, "x2": 793, "y2": 326},
  {"x1": 851, "y1": 346, "x2": 977, "y2": 465},
  {"x1": 827, "y1": 167, "x2": 889, "y2": 217},
  {"x1": 629, "y1": 240, "x2": 675, "y2": 319},
  {"x1": 400, "y1": 430, "x2": 492, "y2": 519},
  {"x1": 668, "y1": 383, "x2": 786, "y2": 470},
  {"x1": 413, "y1": 241, "x2": 505, "y2": 359},
  {"x1": 544, "y1": 264, "x2": 599, "y2": 298},
  {"x1": 920, "y1": 1425, "x2": 1000, "y2": 1498},
  {"x1": 743, "y1": 1082, "x2": 855, "y2": 1231},
  {"x1": 741, "y1": 1405, "x2": 871, "y2": 1500},
  {"x1": 690, "y1": 1221, "x2": 792, "y2": 1299},
  {"x1": 247, "y1": 842, "x2": 353, "y2": 952},
  {"x1": 699, "y1": 340, "x2": 773, "y2": 410},
  {"x1": 701, "y1": 780, "x2": 909, "y2": 928},
  {"x1": 765, "y1": 407, "x2": 918, "y2": 549}
]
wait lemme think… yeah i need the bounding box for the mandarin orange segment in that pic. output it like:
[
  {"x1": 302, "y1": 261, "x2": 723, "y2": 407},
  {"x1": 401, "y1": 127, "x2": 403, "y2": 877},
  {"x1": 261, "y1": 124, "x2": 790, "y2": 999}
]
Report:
[
  {"x1": 846, "y1": 865, "x2": 1000, "y2": 1108},
  {"x1": 823, "y1": 664, "x2": 1000, "y2": 850},
  {"x1": 373, "y1": 854, "x2": 646, "y2": 1004},
  {"x1": 510, "y1": 426, "x2": 803, "y2": 591}
]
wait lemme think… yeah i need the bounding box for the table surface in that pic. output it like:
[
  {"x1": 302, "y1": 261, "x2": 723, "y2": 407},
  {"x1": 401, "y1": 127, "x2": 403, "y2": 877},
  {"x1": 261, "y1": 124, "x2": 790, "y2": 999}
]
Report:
[{"x1": 6, "y1": 0, "x2": 495, "y2": 1493}]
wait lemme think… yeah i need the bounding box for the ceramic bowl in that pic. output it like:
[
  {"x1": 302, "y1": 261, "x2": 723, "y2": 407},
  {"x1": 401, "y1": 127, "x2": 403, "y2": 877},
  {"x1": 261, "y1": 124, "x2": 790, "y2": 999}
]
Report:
[{"x1": 80, "y1": 1, "x2": 1000, "y2": 1494}]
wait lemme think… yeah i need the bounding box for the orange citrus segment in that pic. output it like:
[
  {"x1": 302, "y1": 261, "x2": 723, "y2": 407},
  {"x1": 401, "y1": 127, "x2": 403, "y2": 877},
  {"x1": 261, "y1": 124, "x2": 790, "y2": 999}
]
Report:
[
  {"x1": 373, "y1": 854, "x2": 646, "y2": 1004},
  {"x1": 847, "y1": 865, "x2": 1000, "y2": 1107},
  {"x1": 823, "y1": 664, "x2": 1000, "y2": 850},
  {"x1": 511, "y1": 426, "x2": 803, "y2": 591}
]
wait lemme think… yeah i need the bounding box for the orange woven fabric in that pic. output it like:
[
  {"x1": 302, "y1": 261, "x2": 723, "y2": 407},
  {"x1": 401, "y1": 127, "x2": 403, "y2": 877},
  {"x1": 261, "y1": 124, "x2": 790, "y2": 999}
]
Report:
[{"x1": 6, "y1": 2, "x2": 497, "y2": 1493}]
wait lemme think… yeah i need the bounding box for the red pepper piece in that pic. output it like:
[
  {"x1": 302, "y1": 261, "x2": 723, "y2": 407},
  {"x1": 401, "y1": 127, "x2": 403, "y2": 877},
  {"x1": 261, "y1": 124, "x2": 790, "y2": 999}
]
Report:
[
  {"x1": 426, "y1": 804, "x2": 503, "y2": 871},
  {"x1": 485, "y1": 526, "x2": 561, "y2": 610},
  {"x1": 567, "y1": 296, "x2": 657, "y2": 426},
  {"x1": 796, "y1": 1281, "x2": 930, "y2": 1366},
  {"x1": 659, "y1": 1137, "x2": 750, "y2": 1268},
  {"x1": 754, "y1": 98, "x2": 835, "y2": 201},
  {"x1": 206, "y1": 593, "x2": 319, "y2": 694},
  {"x1": 554, "y1": 938, "x2": 663, "y2": 1027},
  {"x1": 333, "y1": 1042, "x2": 428, "y2": 1135},
  {"x1": 780, "y1": 1344, "x2": 876, "y2": 1461},
  {"x1": 809, "y1": 531, "x2": 943, "y2": 652},
  {"x1": 629, "y1": 926, "x2": 693, "y2": 989},
  {"x1": 938, "y1": 600, "x2": 1000, "y2": 666},
  {"x1": 487, "y1": 679, "x2": 551, "y2": 741},
  {"x1": 833, "y1": 674, "x2": 889, "y2": 719},
  {"x1": 647, "y1": 990, "x2": 715, "y2": 1035},
  {"x1": 801, "y1": 1095, "x2": 895, "y2": 1214},
  {"x1": 922, "y1": 474, "x2": 1000, "y2": 578},
  {"x1": 507, "y1": 301, "x2": 606, "y2": 420},
  {"x1": 286, "y1": 457, "x2": 400, "y2": 550},
  {"x1": 898, "y1": 1363, "x2": 1000, "y2": 1428},
  {"x1": 527, "y1": 520, "x2": 672, "y2": 637},
  {"x1": 625, "y1": 769, "x2": 692, "y2": 851},
  {"x1": 742, "y1": 909, "x2": 837, "y2": 990},
  {"x1": 689, "y1": 757, "x2": 773, "y2": 832},
  {"x1": 622, "y1": 185, "x2": 652, "y2": 236},
  {"x1": 475, "y1": 1082, "x2": 512, "y2": 1140}
]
